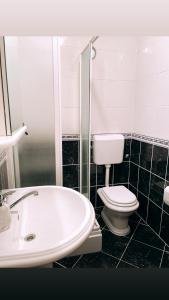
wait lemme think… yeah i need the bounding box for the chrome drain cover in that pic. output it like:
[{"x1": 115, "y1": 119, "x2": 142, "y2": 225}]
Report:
[{"x1": 24, "y1": 233, "x2": 36, "y2": 242}]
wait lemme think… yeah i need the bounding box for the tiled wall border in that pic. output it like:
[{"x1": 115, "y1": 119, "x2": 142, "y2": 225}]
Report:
[{"x1": 63, "y1": 133, "x2": 169, "y2": 147}]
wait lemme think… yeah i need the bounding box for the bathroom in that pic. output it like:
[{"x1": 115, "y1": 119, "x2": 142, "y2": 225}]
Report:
[{"x1": 1, "y1": 36, "x2": 169, "y2": 268}]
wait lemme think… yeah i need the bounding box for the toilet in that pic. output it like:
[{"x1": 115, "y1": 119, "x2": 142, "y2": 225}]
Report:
[{"x1": 93, "y1": 134, "x2": 139, "y2": 236}]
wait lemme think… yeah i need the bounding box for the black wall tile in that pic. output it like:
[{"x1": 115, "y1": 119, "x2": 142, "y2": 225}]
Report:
[
  {"x1": 62, "y1": 141, "x2": 79, "y2": 165},
  {"x1": 90, "y1": 186, "x2": 96, "y2": 207},
  {"x1": 160, "y1": 212, "x2": 169, "y2": 245},
  {"x1": 129, "y1": 184, "x2": 137, "y2": 196},
  {"x1": 138, "y1": 168, "x2": 150, "y2": 197},
  {"x1": 140, "y1": 142, "x2": 153, "y2": 171},
  {"x1": 137, "y1": 192, "x2": 148, "y2": 220},
  {"x1": 113, "y1": 162, "x2": 129, "y2": 184},
  {"x1": 96, "y1": 189, "x2": 104, "y2": 207},
  {"x1": 129, "y1": 163, "x2": 139, "y2": 189},
  {"x1": 123, "y1": 139, "x2": 131, "y2": 161},
  {"x1": 152, "y1": 145, "x2": 168, "y2": 179},
  {"x1": 149, "y1": 174, "x2": 165, "y2": 208},
  {"x1": 97, "y1": 165, "x2": 105, "y2": 186},
  {"x1": 130, "y1": 140, "x2": 140, "y2": 165},
  {"x1": 147, "y1": 200, "x2": 162, "y2": 234},
  {"x1": 63, "y1": 165, "x2": 79, "y2": 188},
  {"x1": 90, "y1": 164, "x2": 96, "y2": 186}
]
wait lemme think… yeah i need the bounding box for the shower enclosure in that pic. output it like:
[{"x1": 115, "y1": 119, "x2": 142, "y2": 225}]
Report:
[
  {"x1": 80, "y1": 43, "x2": 92, "y2": 198},
  {"x1": 80, "y1": 37, "x2": 98, "y2": 199},
  {"x1": 1, "y1": 37, "x2": 60, "y2": 188},
  {"x1": 1, "y1": 36, "x2": 96, "y2": 198}
]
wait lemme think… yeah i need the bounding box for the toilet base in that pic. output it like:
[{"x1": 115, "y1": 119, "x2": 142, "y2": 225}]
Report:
[{"x1": 101, "y1": 207, "x2": 130, "y2": 236}]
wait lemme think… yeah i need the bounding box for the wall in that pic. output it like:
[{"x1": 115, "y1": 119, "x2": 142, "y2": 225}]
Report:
[
  {"x1": 129, "y1": 136, "x2": 169, "y2": 245},
  {"x1": 91, "y1": 37, "x2": 137, "y2": 134},
  {"x1": 60, "y1": 36, "x2": 137, "y2": 135},
  {"x1": 134, "y1": 37, "x2": 169, "y2": 140}
]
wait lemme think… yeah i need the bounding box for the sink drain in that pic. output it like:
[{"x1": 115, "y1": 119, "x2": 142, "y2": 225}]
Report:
[{"x1": 24, "y1": 233, "x2": 36, "y2": 242}]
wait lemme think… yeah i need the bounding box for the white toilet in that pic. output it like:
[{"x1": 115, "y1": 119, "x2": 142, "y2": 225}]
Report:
[{"x1": 93, "y1": 134, "x2": 139, "y2": 236}]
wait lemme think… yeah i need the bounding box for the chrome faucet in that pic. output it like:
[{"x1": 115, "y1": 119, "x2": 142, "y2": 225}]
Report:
[{"x1": 10, "y1": 191, "x2": 39, "y2": 209}]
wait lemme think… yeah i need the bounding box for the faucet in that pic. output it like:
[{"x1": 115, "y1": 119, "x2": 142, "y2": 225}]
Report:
[{"x1": 10, "y1": 191, "x2": 39, "y2": 209}]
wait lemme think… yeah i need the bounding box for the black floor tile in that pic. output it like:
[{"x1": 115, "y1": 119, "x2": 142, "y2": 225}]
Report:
[
  {"x1": 117, "y1": 260, "x2": 138, "y2": 268},
  {"x1": 161, "y1": 252, "x2": 169, "y2": 268},
  {"x1": 75, "y1": 252, "x2": 119, "y2": 268},
  {"x1": 102, "y1": 229, "x2": 130, "y2": 258},
  {"x1": 54, "y1": 255, "x2": 81, "y2": 268},
  {"x1": 122, "y1": 239, "x2": 163, "y2": 268},
  {"x1": 129, "y1": 213, "x2": 140, "y2": 225},
  {"x1": 132, "y1": 223, "x2": 165, "y2": 251}
]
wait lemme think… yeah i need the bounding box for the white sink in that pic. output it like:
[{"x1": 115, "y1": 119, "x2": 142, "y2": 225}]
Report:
[{"x1": 0, "y1": 186, "x2": 95, "y2": 268}]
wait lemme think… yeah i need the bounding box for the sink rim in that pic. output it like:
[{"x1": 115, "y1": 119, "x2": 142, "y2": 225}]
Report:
[{"x1": 0, "y1": 186, "x2": 95, "y2": 268}]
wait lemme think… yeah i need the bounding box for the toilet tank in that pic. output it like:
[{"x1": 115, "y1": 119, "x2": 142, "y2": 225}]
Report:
[{"x1": 93, "y1": 134, "x2": 124, "y2": 165}]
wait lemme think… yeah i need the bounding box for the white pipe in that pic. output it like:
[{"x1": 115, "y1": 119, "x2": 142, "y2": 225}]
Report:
[
  {"x1": 0, "y1": 126, "x2": 27, "y2": 149},
  {"x1": 105, "y1": 164, "x2": 111, "y2": 187}
]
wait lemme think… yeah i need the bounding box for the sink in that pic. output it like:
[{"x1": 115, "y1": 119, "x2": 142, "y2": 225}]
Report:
[{"x1": 0, "y1": 186, "x2": 95, "y2": 268}]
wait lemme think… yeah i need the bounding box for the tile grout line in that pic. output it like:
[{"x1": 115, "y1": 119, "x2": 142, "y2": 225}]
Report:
[
  {"x1": 145, "y1": 144, "x2": 154, "y2": 223},
  {"x1": 130, "y1": 160, "x2": 167, "y2": 182},
  {"x1": 72, "y1": 255, "x2": 83, "y2": 268},
  {"x1": 129, "y1": 182, "x2": 169, "y2": 215},
  {"x1": 101, "y1": 250, "x2": 139, "y2": 268},
  {"x1": 127, "y1": 138, "x2": 132, "y2": 189},
  {"x1": 159, "y1": 148, "x2": 169, "y2": 236},
  {"x1": 135, "y1": 141, "x2": 141, "y2": 199},
  {"x1": 159, "y1": 244, "x2": 166, "y2": 268},
  {"x1": 115, "y1": 219, "x2": 141, "y2": 268},
  {"x1": 136, "y1": 211, "x2": 169, "y2": 249},
  {"x1": 54, "y1": 262, "x2": 67, "y2": 269}
]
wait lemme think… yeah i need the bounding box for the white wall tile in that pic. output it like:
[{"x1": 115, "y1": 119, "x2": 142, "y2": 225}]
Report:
[
  {"x1": 92, "y1": 79, "x2": 135, "y2": 108},
  {"x1": 61, "y1": 76, "x2": 79, "y2": 107},
  {"x1": 92, "y1": 49, "x2": 137, "y2": 80},
  {"x1": 134, "y1": 37, "x2": 169, "y2": 140},
  {"x1": 62, "y1": 107, "x2": 79, "y2": 134},
  {"x1": 91, "y1": 106, "x2": 134, "y2": 134}
]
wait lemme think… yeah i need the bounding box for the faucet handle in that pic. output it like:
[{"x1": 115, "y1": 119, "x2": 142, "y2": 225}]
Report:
[
  {"x1": 0, "y1": 190, "x2": 16, "y2": 206},
  {"x1": 0, "y1": 194, "x2": 6, "y2": 206}
]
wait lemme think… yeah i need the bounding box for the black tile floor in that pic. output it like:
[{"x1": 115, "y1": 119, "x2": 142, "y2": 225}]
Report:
[{"x1": 53, "y1": 207, "x2": 169, "y2": 268}]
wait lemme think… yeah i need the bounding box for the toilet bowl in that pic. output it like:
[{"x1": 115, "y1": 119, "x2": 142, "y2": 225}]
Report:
[{"x1": 98, "y1": 185, "x2": 139, "y2": 236}]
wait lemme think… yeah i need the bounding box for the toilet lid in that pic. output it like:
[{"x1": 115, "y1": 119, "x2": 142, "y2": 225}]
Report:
[{"x1": 102, "y1": 185, "x2": 137, "y2": 207}]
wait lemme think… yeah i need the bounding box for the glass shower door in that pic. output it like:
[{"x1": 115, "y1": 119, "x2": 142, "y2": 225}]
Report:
[{"x1": 80, "y1": 43, "x2": 92, "y2": 198}]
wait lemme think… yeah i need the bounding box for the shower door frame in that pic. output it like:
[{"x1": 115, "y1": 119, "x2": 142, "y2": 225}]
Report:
[{"x1": 80, "y1": 41, "x2": 92, "y2": 198}]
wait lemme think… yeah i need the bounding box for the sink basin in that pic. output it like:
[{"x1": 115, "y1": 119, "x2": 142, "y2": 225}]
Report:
[{"x1": 0, "y1": 186, "x2": 95, "y2": 268}]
